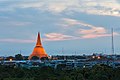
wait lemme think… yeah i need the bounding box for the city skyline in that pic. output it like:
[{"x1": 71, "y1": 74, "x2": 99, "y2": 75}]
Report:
[{"x1": 0, "y1": 0, "x2": 120, "y2": 56}]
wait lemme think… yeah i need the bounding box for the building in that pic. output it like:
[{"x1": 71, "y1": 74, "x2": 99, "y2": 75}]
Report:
[{"x1": 28, "y1": 32, "x2": 48, "y2": 60}]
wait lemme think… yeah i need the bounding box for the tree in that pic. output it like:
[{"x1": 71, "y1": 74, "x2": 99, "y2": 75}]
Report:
[
  {"x1": 31, "y1": 56, "x2": 40, "y2": 60},
  {"x1": 89, "y1": 73, "x2": 109, "y2": 80},
  {"x1": 15, "y1": 54, "x2": 23, "y2": 60},
  {"x1": 88, "y1": 64, "x2": 114, "y2": 80}
]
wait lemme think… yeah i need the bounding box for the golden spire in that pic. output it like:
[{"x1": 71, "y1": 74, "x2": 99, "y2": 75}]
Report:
[
  {"x1": 28, "y1": 32, "x2": 48, "y2": 60},
  {"x1": 36, "y1": 32, "x2": 42, "y2": 46}
]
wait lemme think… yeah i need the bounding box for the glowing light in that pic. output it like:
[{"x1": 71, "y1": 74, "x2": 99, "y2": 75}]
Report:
[
  {"x1": 92, "y1": 56, "x2": 95, "y2": 59},
  {"x1": 97, "y1": 56, "x2": 101, "y2": 59},
  {"x1": 48, "y1": 55, "x2": 52, "y2": 59},
  {"x1": 83, "y1": 65, "x2": 86, "y2": 68},
  {"x1": 10, "y1": 59, "x2": 12, "y2": 61}
]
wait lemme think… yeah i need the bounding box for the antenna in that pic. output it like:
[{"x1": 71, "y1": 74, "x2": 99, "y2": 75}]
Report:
[{"x1": 111, "y1": 28, "x2": 115, "y2": 55}]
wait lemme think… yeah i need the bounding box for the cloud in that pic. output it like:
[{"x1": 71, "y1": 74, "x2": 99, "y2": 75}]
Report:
[
  {"x1": 61, "y1": 18, "x2": 81, "y2": 27},
  {"x1": 77, "y1": 0, "x2": 120, "y2": 17},
  {"x1": 79, "y1": 27, "x2": 106, "y2": 34},
  {"x1": 0, "y1": 21, "x2": 32, "y2": 26},
  {"x1": 18, "y1": 0, "x2": 76, "y2": 13},
  {"x1": 0, "y1": 38, "x2": 35, "y2": 43},
  {"x1": 9, "y1": 21, "x2": 32, "y2": 26},
  {"x1": 61, "y1": 18, "x2": 100, "y2": 28},
  {"x1": 5, "y1": 0, "x2": 120, "y2": 17},
  {"x1": 61, "y1": 18, "x2": 119, "y2": 39},
  {"x1": 79, "y1": 27, "x2": 110, "y2": 39},
  {"x1": 44, "y1": 33, "x2": 77, "y2": 41},
  {"x1": 81, "y1": 34, "x2": 110, "y2": 39},
  {"x1": 1, "y1": 0, "x2": 120, "y2": 17},
  {"x1": 77, "y1": 23, "x2": 119, "y2": 39},
  {"x1": 80, "y1": 32, "x2": 119, "y2": 39},
  {"x1": 0, "y1": 33, "x2": 76, "y2": 43}
]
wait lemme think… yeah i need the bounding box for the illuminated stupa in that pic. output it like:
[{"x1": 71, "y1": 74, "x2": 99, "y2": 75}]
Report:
[{"x1": 28, "y1": 32, "x2": 48, "y2": 60}]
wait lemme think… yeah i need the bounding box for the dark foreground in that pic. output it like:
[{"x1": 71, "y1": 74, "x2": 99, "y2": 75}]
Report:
[{"x1": 0, "y1": 64, "x2": 120, "y2": 80}]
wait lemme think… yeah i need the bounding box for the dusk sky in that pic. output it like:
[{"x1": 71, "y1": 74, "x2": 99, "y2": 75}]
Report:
[{"x1": 0, "y1": 0, "x2": 120, "y2": 56}]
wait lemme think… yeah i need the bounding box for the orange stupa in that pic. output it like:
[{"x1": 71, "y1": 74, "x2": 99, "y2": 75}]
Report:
[{"x1": 28, "y1": 32, "x2": 48, "y2": 60}]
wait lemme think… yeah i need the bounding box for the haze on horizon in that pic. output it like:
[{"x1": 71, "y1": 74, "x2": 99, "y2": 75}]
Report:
[{"x1": 0, "y1": 0, "x2": 120, "y2": 56}]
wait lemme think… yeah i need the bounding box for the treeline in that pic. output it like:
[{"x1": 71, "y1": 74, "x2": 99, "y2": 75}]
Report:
[{"x1": 0, "y1": 64, "x2": 120, "y2": 80}]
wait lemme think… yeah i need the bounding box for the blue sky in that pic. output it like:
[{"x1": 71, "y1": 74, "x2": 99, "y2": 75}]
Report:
[{"x1": 0, "y1": 0, "x2": 120, "y2": 56}]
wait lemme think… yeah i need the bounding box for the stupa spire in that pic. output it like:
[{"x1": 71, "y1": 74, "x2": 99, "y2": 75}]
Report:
[
  {"x1": 28, "y1": 32, "x2": 48, "y2": 60},
  {"x1": 36, "y1": 32, "x2": 42, "y2": 46}
]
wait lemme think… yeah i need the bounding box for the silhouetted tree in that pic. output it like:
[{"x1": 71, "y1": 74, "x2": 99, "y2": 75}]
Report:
[
  {"x1": 15, "y1": 54, "x2": 23, "y2": 60},
  {"x1": 31, "y1": 56, "x2": 40, "y2": 60}
]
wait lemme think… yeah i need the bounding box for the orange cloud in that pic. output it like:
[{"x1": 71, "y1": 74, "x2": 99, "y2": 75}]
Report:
[
  {"x1": 44, "y1": 33, "x2": 77, "y2": 41},
  {"x1": 61, "y1": 18, "x2": 119, "y2": 39},
  {"x1": 79, "y1": 27, "x2": 106, "y2": 34},
  {"x1": 79, "y1": 28, "x2": 119, "y2": 39},
  {"x1": 81, "y1": 34, "x2": 111, "y2": 39}
]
